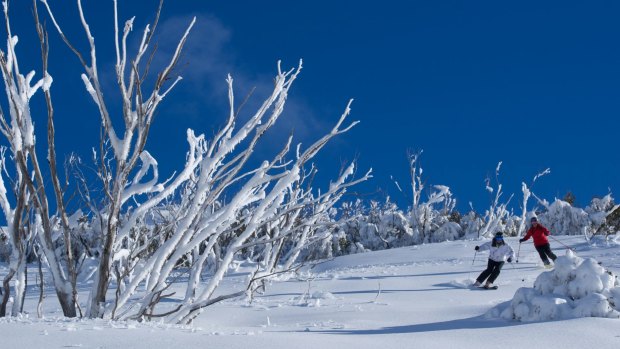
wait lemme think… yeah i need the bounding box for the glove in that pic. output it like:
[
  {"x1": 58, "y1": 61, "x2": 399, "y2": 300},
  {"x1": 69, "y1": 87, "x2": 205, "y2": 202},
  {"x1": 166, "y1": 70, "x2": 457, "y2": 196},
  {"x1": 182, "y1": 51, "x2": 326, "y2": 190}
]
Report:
[
  {"x1": 475, "y1": 246, "x2": 479, "y2": 251},
  {"x1": 519, "y1": 238, "x2": 525, "y2": 243},
  {"x1": 507, "y1": 258, "x2": 512, "y2": 263}
]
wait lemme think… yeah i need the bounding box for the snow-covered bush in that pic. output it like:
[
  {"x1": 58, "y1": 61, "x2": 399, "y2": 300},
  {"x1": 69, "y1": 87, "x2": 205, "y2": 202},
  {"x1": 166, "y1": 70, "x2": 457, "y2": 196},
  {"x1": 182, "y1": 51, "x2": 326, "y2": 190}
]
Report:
[
  {"x1": 461, "y1": 211, "x2": 484, "y2": 239},
  {"x1": 493, "y1": 250, "x2": 620, "y2": 321},
  {"x1": 585, "y1": 194, "x2": 618, "y2": 236},
  {"x1": 357, "y1": 223, "x2": 384, "y2": 250},
  {"x1": 430, "y1": 222, "x2": 462, "y2": 243},
  {"x1": 502, "y1": 214, "x2": 520, "y2": 237},
  {"x1": 587, "y1": 194, "x2": 615, "y2": 218},
  {"x1": 380, "y1": 210, "x2": 415, "y2": 246},
  {"x1": 541, "y1": 199, "x2": 590, "y2": 235},
  {"x1": 534, "y1": 195, "x2": 619, "y2": 239},
  {"x1": 410, "y1": 185, "x2": 457, "y2": 244},
  {"x1": 313, "y1": 193, "x2": 461, "y2": 255}
]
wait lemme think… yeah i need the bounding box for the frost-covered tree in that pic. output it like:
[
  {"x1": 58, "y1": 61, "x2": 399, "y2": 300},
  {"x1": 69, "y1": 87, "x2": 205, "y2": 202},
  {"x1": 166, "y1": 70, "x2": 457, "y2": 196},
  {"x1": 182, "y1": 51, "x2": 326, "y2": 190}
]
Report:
[
  {"x1": 477, "y1": 162, "x2": 512, "y2": 238},
  {"x1": 407, "y1": 151, "x2": 457, "y2": 243},
  {"x1": 516, "y1": 168, "x2": 550, "y2": 237},
  {"x1": 0, "y1": 0, "x2": 368, "y2": 323},
  {"x1": 119, "y1": 95, "x2": 367, "y2": 324},
  {"x1": 278, "y1": 163, "x2": 370, "y2": 270},
  {"x1": 0, "y1": 1, "x2": 78, "y2": 317},
  {"x1": 0, "y1": 147, "x2": 30, "y2": 316},
  {"x1": 41, "y1": 0, "x2": 201, "y2": 318}
]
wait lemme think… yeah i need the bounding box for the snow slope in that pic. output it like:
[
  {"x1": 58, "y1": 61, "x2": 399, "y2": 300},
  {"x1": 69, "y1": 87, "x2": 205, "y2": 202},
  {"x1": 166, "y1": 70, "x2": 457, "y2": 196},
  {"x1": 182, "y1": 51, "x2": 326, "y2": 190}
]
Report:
[{"x1": 1, "y1": 235, "x2": 619, "y2": 349}]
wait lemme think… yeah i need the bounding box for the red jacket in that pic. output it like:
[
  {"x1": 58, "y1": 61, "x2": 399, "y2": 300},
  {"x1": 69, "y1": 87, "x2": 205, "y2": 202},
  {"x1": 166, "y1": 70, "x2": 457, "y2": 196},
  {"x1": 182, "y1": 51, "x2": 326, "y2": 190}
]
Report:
[{"x1": 523, "y1": 224, "x2": 550, "y2": 246}]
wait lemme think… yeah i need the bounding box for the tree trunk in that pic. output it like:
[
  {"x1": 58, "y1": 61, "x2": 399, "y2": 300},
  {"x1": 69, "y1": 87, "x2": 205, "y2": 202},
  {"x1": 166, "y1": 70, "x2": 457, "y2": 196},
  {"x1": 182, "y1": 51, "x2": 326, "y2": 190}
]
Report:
[
  {"x1": 56, "y1": 290, "x2": 77, "y2": 318},
  {"x1": 89, "y1": 244, "x2": 113, "y2": 318},
  {"x1": 10, "y1": 252, "x2": 27, "y2": 315},
  {"x1": 0, "y1": 269, "x2": 15, "y2": 317},
  {"x1": 89, "y1": 192, "x2": 122, "y2": 318}
]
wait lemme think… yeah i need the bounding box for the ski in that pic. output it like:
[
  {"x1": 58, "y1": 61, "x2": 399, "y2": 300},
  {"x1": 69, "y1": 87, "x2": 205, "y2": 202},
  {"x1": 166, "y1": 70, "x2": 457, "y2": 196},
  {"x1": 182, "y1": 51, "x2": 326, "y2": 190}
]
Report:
[{"x1": 470, "y1": 285, "x2": 498, "y2": 290}]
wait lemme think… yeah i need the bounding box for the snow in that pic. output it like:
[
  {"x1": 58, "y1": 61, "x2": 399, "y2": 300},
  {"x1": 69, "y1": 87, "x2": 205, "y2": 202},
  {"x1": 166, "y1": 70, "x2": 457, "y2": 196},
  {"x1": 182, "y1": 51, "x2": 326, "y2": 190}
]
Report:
[
  {"x1": 493, "y1": 250, "x2": 620, "y2": 322},
  {"x1": 1, "y1": 235, "x2": 620, "y2": 348}
]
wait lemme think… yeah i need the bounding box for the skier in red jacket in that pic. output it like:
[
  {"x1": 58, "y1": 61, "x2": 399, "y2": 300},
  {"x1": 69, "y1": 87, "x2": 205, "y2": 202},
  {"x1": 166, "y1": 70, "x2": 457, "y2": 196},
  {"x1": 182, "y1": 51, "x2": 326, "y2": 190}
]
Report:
[{"x1": 519, "y1": 216, "x2": 557, "y2": 267}]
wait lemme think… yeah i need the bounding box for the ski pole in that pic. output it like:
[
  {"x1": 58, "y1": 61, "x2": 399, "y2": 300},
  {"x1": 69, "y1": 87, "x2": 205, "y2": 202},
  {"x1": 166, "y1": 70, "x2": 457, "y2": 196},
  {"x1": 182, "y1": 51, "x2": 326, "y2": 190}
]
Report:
[
  {"x1": 468, "y1": 250, "x2": 479, "y2": 284},
  {"x1": 549, "y1": 235, "x2": 576, "y2": 252},
  {"x1": 516, "y1": 242, "x2": 521, "y2": 263},
  {"x1": 508, "y1": 262, "x2": 524, "y2": 282}
]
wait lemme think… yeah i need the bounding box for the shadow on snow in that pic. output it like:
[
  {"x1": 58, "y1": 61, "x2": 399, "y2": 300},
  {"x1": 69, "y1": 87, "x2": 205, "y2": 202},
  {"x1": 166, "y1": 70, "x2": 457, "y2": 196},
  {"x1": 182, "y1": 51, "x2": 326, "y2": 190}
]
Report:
[{"x1": 310, "y1": 315, "x2": 527, "y2": 335}]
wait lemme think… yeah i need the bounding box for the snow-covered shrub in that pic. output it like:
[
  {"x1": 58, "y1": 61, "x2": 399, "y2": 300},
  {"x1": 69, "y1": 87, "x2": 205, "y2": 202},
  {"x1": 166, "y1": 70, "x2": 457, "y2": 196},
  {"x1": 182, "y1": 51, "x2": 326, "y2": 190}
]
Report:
[
  {"x1": 541, "y1": 199, "x2": 590, "y2": 235},
  {"x1": 461, "y1": 211, "x2": 484, "y2": 239},
  {"x1": 585, "y1": 194, "x2": 618, "y2": 236},
  {"x1": 502, "y1": 214, "x2": 520, "y2": 237},
  {"x1": 587, "y1": 194, "x2": 615, "y2": 217},
  {"x1": 330, "y1": 228, "x2": 365, "y2": 257},
  {"x1": 358, "y1": 223, "x2": 384, "y2": 250},
  {"x1": 410, "y1": 185, "x2": 456, "y2": 243},
  {"x1": 380, "y1": 210, "x2": 415, "y2": 247},
  {"x1": 495, "y1": 250, "x2": 620, "y2": 322},
  {"x1": 430, "y1": 222, "x2": 462, "y2": 243},
  {"x1": 313, "y1": 192, "x2": 461, "y2": 255},
  {"x1": 600, "y1": 206, "x2": 620, "y2": 236}
]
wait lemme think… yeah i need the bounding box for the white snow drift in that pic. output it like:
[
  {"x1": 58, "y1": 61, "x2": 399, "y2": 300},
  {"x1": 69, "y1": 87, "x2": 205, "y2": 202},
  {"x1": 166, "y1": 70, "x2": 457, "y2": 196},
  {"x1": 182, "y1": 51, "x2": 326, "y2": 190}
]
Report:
[{"x1": 491, "y1": 250, "x2": 620, "y2": 322}]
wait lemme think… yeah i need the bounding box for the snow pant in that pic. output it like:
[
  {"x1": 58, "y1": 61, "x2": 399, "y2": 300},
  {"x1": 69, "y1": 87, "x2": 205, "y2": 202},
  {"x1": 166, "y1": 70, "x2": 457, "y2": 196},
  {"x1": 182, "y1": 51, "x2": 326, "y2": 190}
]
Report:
[
  {"x1": 476, "y1": 259, "x2": 504, "y2": 284},
  {"x1": 535, "y1": 243, "x2": 557, "y2": 265}
]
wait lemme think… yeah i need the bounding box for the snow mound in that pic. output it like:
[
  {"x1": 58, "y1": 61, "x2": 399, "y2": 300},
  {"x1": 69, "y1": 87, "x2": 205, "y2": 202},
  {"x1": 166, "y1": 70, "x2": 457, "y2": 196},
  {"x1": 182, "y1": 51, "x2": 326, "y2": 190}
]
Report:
[{"x1": 491, "y1": 250, "x2": 620, "y2": 322}]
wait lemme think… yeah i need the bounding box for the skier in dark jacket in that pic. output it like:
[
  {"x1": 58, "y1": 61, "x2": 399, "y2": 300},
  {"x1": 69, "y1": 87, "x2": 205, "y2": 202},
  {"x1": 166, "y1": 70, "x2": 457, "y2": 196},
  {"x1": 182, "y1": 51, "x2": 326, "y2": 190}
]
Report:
[
  {"x1": 520, "y1": 216, "x2": 557, "y2": 267},
  {"x1": 473, "y1": 232, "x2": 515, "y2": 289}
]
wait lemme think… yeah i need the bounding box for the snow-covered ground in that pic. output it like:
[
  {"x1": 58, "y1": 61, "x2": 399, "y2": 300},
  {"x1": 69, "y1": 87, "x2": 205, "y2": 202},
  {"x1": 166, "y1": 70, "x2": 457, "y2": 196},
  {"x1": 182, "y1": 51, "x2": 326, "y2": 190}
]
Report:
[{"x1": 1, "y1": 235, "x2": 620, "y2": 348}]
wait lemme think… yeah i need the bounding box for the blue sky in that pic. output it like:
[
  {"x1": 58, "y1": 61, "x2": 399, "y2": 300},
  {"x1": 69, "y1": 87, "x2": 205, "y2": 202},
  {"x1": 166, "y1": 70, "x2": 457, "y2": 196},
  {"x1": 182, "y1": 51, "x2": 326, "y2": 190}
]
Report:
[{"x1": 4, "y1": 0, "x2": 620, "y2": 213}]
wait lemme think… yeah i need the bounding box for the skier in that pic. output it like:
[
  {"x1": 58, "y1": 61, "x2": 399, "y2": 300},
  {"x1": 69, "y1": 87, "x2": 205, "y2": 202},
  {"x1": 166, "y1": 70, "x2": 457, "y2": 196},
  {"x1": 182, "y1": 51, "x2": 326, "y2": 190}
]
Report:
[
  {"x1": 519, "y1": 216, "x2": 557, "y2": 268},
  {"x1": 473, "y1": 232, "x2": 515, "y2": 289}
]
